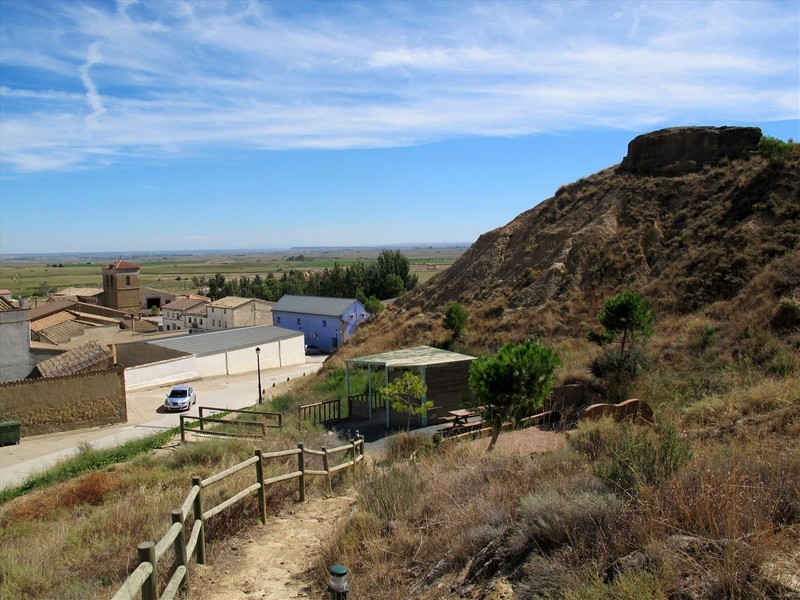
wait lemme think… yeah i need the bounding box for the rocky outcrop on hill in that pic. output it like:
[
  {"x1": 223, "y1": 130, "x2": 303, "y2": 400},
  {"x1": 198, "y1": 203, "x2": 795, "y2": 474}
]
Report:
[{"x1": 619, "y1": 126, "x2": 762, "y2": 176}]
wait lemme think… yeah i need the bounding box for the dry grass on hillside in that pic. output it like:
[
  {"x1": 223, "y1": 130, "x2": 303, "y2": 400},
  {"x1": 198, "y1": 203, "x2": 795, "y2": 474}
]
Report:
[{"x1": 0, "y1": 426, "x2": 342, "y2": 600}]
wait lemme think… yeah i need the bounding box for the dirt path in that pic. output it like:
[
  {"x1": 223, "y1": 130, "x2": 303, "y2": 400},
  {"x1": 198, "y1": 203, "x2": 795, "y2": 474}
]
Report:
[{"x1": 191, "y1": 493, "x2": 356, "y2": 600}]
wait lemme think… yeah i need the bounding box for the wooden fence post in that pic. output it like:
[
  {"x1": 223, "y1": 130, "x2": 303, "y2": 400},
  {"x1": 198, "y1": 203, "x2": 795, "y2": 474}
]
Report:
[
  {"x1": 351, "y1": 437, "x2": 357, "y2": 473},
  {"x1": 138, "y1": 541, "x2": 158, "y2": 600},
  {"x1": 180, "y1": 416, "x2": 186, "y2": 444},
  {"x1": 297, "y1": 442, "x2": 306, "y2": 502},
  {"x1": 322, "y1": 447, "x2": 332, "y2": 494},
  {"x1": 171, "y1": 509, "x2": 187, "y2": 590},
  {"x1": 199, "y1": 407, "x2": 205, "y2": 431},
  {"x1": 191, "y1": 475, "x2": 206, "y2": 565},
  {"x1": 255, "y1": 449, "x2": 267, "y2": 525}
]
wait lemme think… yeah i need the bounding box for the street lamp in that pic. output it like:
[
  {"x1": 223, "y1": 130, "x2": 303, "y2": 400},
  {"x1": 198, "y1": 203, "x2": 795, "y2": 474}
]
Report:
[{"x1": 255, "y1": 347, "x2": 263, "y2": 403}]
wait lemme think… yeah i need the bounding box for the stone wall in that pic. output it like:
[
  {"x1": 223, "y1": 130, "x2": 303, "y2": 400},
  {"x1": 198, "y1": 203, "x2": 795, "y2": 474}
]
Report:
[{"x1": 0, "y1": 366, "x2": 127, "y2": 437}]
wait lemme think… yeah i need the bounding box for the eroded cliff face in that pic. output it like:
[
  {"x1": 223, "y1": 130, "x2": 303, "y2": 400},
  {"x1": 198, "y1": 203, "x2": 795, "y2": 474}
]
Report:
[{"x1": 618, "y1": 126, "x2": 762, "y2": 176}]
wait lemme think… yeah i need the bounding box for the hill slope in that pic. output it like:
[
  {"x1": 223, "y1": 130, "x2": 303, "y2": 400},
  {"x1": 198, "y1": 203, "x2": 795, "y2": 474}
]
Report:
[{"x1": 342, "y1": 127, "x2": 799, "y2": 358}]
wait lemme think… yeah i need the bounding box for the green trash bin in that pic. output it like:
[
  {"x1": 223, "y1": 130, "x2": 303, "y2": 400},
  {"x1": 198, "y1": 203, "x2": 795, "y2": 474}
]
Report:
[{"x1": 0, "y1": 421, "x2": 21, "y2": 446}]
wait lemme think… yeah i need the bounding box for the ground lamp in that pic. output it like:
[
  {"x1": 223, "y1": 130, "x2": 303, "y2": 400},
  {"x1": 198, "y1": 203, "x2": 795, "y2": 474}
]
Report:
[
  {"x1": 255, "y1": 347, "x2": 263, "y2": 403},
  {"x1": 329, "y1": 564, "x2": 349, "y2": 599}
]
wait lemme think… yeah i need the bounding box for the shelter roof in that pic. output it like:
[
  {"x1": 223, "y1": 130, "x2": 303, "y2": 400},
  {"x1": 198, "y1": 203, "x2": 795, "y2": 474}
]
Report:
[
  {"x1": 346, "y1": 345, "x2": 476, "y2": 368},
  {"x1": 119, "y1": 318, "x2": 159, "y2": 333},
  {"x1": 273, "y1": 295, "x2": 359, "y2": 317},
  {"x1": 147, "y1": 324, "x2": 302, "y2": 357},
  {"x1": 0, "y1": 297, "x2": 17, "y2": 312}
]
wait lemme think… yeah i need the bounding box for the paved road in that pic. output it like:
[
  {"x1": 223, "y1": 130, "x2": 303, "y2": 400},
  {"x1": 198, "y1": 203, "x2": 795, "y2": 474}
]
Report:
[{"x1": 0, "y1": 357, "x2": 326, "y2": 490}]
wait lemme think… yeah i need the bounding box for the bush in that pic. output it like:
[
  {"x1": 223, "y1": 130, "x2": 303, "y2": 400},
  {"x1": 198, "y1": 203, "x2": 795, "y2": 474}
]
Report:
[
  {"x1": 569, "y1": 420, "x2": 692, "y2": 496},
  {"x1": 590, "y1": 347, "x2": 650, "y2": 401},
  {"x1": 758, "y1": 135, "x2": 797, "y2": 165},
  {"x1": 771, "y1": 296, "x2": 800, "y2": 332},
  {"x1": 444, "y1": 302, "x2": 469, "y2": 336}
]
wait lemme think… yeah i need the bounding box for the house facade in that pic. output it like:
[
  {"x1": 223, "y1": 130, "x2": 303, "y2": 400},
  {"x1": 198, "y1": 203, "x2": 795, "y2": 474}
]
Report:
[
  {"x1": 272, "y1": 295, "x2": 369, "y2": 352},
  {"x1": 206, "y1": 297, "x2": 275, "y2": 331},
  {"x1": 162, "y1": 297, "x2": 210, "y2": 332}
]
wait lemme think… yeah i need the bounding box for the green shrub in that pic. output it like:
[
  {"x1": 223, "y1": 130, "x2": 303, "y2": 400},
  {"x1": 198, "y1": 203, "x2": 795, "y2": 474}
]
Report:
[
  {"x1": 569, "y1": 420, "x2": 692, "y2": 497},
  {"x1": 771, "y1": 296, "x2": 800, "y2": 332},
  {"x1": 598, "y1": 423, "x2": 692, "y2": 496},
  {"x1": 269, "y1": 393, "x2": 295, "y2": 413},
  {"x1": 758, "y1": 135, "x2": 797, "y2": 165}
]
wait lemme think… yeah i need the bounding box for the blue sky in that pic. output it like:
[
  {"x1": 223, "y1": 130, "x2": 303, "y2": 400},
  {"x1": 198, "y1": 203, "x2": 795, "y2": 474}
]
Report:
[{"x1": 1, "y1": 0, "x2": 798, "y2": 254}]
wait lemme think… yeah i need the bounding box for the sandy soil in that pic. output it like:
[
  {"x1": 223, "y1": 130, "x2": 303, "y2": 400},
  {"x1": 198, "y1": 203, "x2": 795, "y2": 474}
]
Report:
[{"x1": 190, "y1": 427, "x2": 563, "y2": 599}]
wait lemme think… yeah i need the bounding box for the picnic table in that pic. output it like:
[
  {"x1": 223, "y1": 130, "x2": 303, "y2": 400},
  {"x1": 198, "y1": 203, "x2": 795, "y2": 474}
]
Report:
[{"x1": 438, "y1": 409, "x2": 483, "y2": 437}]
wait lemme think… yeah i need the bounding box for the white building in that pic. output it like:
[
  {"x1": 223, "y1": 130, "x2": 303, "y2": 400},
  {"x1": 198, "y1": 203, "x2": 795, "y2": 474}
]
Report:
[{"x1": 162, "y1": 297, "x2": 209, "y2": 332}]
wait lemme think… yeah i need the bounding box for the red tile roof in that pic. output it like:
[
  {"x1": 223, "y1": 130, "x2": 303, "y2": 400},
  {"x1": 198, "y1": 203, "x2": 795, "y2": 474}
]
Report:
[
  {"x1": 28, "y1": 299, "x2": 76, "y2": 321},
  {"x1": 103, "y1": 259, "x2": 140, "y2": 271},
  {"x1": 34, "y1": 341, "x2": 113, "y2": 378}
]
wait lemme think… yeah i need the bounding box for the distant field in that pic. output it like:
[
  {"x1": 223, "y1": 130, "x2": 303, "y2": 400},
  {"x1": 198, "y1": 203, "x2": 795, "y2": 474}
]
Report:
[{"x1": 0, "y1": 247, "x2": 466, "y2": 298}]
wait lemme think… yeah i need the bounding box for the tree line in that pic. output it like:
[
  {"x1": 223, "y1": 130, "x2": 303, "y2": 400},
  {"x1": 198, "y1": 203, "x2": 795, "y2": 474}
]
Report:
[{"x1": 193, "y1": 249, "x2": 419, "y2": 311}]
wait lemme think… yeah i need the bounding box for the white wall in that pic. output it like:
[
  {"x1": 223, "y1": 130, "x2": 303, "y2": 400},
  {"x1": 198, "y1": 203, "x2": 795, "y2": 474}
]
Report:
[
  {"x1": 124, "y1": 355, "x2": 198, "y2": 391},
  {"x1": 124, "y1": 332, "x2": 306, "y2": 388}
]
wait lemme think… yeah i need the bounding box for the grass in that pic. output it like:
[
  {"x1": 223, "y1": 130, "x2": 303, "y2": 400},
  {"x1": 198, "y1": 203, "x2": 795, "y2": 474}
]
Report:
[{"x1": 0, "y1": 429, "x2": 176, "y2": 504}]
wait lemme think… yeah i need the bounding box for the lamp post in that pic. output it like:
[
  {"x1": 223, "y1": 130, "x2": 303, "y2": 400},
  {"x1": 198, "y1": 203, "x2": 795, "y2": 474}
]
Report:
[
  {"x1": 255, "y1": 347, "x2": 263, "y2": 403},
  {"x1": 328, "y1": 564, "x2": 348, "y2": 599}
]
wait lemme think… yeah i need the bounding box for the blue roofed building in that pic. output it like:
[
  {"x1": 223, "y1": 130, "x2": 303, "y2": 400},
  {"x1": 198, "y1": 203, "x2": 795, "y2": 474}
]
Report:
[{"x1": 272, "y1": 295, "x2": 369, "y2": 352}]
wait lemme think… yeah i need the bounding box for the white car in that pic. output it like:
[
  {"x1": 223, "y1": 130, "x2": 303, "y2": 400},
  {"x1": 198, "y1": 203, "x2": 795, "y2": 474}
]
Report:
[{"x1": 164, "y1": 385, "x2": 197, "y2": 411}]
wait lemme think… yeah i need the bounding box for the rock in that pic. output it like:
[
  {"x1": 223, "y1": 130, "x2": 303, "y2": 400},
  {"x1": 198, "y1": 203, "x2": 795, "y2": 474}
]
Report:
[{"x1": 619, "y1": 126, "x2": 762, "y2": 176}]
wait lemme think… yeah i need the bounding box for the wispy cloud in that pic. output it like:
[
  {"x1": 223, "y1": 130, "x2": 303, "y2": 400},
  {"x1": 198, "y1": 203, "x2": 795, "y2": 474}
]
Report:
[{"x1": 0, "y1": 0, "x2": 797, "y2": 172}]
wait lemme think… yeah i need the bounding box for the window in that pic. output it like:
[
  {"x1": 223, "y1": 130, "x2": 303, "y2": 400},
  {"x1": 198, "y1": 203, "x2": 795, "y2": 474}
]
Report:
[
  {"x1": 200, "y1": 319, "x2": 203, "y2": 325},
  {"x1": 276, "y1": 316, "x2": 281, "y2": 324},
  {"x1": 322, "y1": 320, "x2": 327, "y2": 327},
  {"x1": 296, "y1": 318, "x2": 301, "y2": 325},
  {"x1": 360, "y1": 312, "x2": 365, "y2": 318},
  {"x1": 349, "y1": 314, "x2": 354, "y2": 319},
  {"x1": 126, "y1": 275, "x2": 131, "y2": 286},
  {"x1": 110, "y1": 278, "x2": 114, "y2": 287},
  {"x1": 212, "y1": 319, "x2": 216, "y2": 327}
]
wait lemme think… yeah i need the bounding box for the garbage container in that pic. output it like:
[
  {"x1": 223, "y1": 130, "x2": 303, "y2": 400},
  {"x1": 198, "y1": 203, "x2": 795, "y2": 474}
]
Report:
[{"x1": 0, "y1": 421, "x2": 21, "y2": 446}]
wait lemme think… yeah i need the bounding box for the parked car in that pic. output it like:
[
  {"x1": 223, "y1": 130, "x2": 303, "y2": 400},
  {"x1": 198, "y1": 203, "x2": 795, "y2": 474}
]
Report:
[
  {"x1": 305, "y1": 344, "x2": 322, "y2": 355},
  {"x1": 164, "y1": 385, "x2": 197, "y2": 411}
]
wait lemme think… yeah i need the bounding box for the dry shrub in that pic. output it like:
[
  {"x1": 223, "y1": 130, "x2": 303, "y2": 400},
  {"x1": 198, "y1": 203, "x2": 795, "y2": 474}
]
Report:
[
  {"x1": 683, "y1": 375, "x2": 800, "y2": 427},
  {"x1": 2, "y1": 470, "x2": 122, "y2": 524},
  {"x1": 321, "y1": 444, "x2": 592, "y2": 599}
]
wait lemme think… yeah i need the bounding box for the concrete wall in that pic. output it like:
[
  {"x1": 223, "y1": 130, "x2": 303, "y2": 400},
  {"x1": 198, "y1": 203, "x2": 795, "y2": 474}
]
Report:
[
  {"x1": 0, "y1": 307, "x2": 35, "y2": 383},
  {"x1": 124, "y1": 355, "x2": 198, "y2": 391},
  {"x1": 0, "y1": 367, "x2": 127, "y2": 437}
]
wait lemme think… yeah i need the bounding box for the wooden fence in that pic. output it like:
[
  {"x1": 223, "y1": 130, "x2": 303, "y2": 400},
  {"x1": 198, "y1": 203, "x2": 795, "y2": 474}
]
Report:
[
  {"x1": 297, "y1": 398, "x2": 342, "y2": 425},
  {"x1": 111, "y1": 435, "x2": 365, "y2": 600},
  {"x1": 179, "y1": 407, "x2": 283, "y2": 443}
]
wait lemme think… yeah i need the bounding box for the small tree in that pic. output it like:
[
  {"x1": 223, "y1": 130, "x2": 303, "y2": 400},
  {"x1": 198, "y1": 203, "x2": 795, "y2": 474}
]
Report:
[
  {"x1": 444, "y1": 302, "x2": 469, "y2": 336},
  {"x1": 758, "y1": 135, "x2": 797, "y2": 165},
  {"x1": 469, "y1": 340, "x2": 561, "y2": 452},
  {"x1": 379, "y1": 372, "x2": 430, "y2": 429},
  {"x1": 590, "y1": 291, "x2": 655, "y2": 401}
]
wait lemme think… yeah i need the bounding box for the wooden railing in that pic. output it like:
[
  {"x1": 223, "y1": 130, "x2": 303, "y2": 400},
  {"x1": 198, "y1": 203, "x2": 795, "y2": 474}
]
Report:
[
  {"x1": 111, "y1": 435, "x2": 365, "y2": 600},
  {"x1": 179, "y1": 407, "x2": 282, "y2": 443},
  {"x1": 297, "y1": 398, "x2": 342, "y2": 425}
]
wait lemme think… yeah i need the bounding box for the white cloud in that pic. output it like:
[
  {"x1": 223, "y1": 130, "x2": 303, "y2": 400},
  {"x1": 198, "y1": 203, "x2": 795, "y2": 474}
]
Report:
[{"x1": 0, "y1": 0, "x2": 797, "y2": 172}]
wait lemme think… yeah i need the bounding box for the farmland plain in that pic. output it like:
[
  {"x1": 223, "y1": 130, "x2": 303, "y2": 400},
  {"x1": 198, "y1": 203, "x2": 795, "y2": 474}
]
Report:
[{"x1": 0, "y1": 246, "x2": 467, "y2": 298}]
